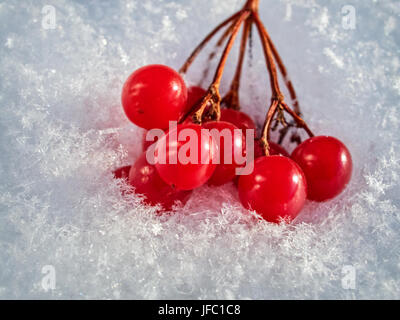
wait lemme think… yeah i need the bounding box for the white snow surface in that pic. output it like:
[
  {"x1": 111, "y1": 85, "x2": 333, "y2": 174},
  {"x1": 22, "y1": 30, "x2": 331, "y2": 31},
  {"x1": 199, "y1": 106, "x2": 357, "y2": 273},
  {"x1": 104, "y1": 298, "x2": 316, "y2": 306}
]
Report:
[{"x1": 0, "y1": 0, "x2": 399, "y2": 299}]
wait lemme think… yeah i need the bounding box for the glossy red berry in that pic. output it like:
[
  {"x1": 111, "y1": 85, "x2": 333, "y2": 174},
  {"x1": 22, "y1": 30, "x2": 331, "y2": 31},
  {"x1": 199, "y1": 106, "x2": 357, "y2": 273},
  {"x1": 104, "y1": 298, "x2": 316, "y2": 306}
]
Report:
[
  {"x1": 153, "y1": 123, "x2": 218, "y2": 190},
  {"x1": 186, "y1": 86, "x2": 206, "y2": 109},
  {"x1": 220, "y1": 109, "x2": 256, "y2": 135},
  {"x1": 254, "y1": 139, "x2": 289, "y2": 158},
  {"x1": 291, "y1": 136, "x2": 352, "y2": 202},
  {"x1": 112, "y1": 165, "x2": 131, "y2": 181},
  {"x1": 202, "y1": 121, "x2": 246, "y2": 186},
  {"x1": 121, "y1": 64, "x2": 187, "y2": 130},
  {"x1": 233, "y1": 140, "x2": 288, "y2": 186},
  {"x1": 129, "y1": 152, "x2": 191, "y2": 210},
  {"x1": 142, "y1": 129, "x2": 165, "y2": 151},
  {"x1": 238, "y1": 156, "x2": 307, "y2": 223}
]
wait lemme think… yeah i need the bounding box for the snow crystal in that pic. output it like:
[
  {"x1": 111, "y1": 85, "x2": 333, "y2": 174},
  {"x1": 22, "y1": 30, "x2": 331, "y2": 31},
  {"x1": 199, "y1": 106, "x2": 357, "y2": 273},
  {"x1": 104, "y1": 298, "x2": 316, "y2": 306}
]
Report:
[{"x1": 0, "y1": 0, "x2": 399, "y2": 299}]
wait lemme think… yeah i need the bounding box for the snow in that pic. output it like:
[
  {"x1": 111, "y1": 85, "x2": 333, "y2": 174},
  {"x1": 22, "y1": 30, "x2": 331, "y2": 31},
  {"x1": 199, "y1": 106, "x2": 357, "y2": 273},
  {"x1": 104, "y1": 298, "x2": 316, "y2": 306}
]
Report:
[{"x1": 0, "y1": 0, "x2": 399, "y2": 299}]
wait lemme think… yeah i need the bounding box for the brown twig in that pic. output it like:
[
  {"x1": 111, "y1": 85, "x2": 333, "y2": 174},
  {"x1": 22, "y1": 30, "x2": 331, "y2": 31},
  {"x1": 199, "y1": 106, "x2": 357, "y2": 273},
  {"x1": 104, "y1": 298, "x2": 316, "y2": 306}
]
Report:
[
  {"x1": 265, "y1": 34, "x2": 300, "y2": 115},
  {"x1": 260, "y1": 100, "x2": 279, "y2": 156},
  {"x1": 254, "y1": 11, "x2": 313, "y2": 154},
  {"x1": 179, "y1": 11, "x2": 241, "y2": 75},
  {"x1": 200, "y1": 19, "x2": 236, "y2": 87},
  {"x1": 179, "y1": 0, "x2": 314, "y2": 152},
  {"x1": 253, "y1": 12, "x2": 282, "y2": 101},
  {"x1": 281, "y1": 102, "x2": 314, "y2": 138},
  {"x1": 222, "y1": 16, "x2": 252, "y2": 110},
  {"x1": 193, "y1": 10, "x2": 251, "y2": 123},
  {"x1": 264, "y1": 30, "x2": 302, "y2": 144}
]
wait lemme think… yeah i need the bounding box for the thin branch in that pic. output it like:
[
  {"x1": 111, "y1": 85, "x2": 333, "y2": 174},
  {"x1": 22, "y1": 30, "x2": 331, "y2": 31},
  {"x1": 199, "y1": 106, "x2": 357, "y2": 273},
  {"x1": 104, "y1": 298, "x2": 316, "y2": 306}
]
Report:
[
  {"x1": 212, "y1": 10, "x2": 251, "y2": 86},
  {"x1": 222, "y1": 16, "x2": 252, "y2": 110},
  {"x1": 266, "y1": 34, "x2": 300, "y2": 115},
  {"x1": 281, "y1": 102, "x2": 314, "y2": 138},
  {"x1": 182, "y1": 10, "x2": 250, "y2": 124},
  {"x1": 253, "y1": 12, "x2": 282, "y2": 100},
  {"x1": 200, "y1": 19, "x2": 236, "y2": 87},
  {"x1": 179, "y1": 11, "x2": 242, "y2": 74},
  {"x1": 260, "y1": 100, "x2": 279, "y2": 156}
]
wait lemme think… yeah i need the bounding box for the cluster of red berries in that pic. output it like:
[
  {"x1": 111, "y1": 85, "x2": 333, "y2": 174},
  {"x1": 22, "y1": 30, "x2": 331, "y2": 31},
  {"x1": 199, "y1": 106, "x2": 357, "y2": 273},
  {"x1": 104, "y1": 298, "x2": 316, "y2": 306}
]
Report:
[{"x1": 113, "y1": 64, "x2": 352, "y2": 224}]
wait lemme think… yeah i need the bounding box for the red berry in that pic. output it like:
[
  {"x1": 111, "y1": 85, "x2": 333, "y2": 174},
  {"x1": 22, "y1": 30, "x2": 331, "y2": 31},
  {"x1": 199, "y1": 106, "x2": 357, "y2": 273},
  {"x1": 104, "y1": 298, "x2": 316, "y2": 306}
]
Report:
[
  {"x1": 186, "y1": 86, "x2": 206, "y2": 110},
  {"x1": 233, "y1": 140, "x2": 288, "y2": 186},
  {"x1": 121, "y1": 64, "x2": 187, "y2": 130},
  {"x1": 254, "y1": 139, "x2": 289, "y2": 158},
  {"x1": 112, "y1": 165, "x2": 131, "y2": 181},
  {"x1": 142, "y1": 129, "x2": 165, "y2": 151},
  {"x1": 153, "y1": 123, "x2": 218, "y2": 190},
  {"x1": 238, "y1": 156, "x2": 307, "y2": 223},
  {"x1": 202, "y1": 121, "x2": 246, "y2": 186},
  {"x1": 291, "y1": 136, "x2": 352, "y2": 202},
  {"x1": 220, "y1": 109, "x2": 256, "y2": 134},
  {"x1": 129, "y1": 152, "x2": 191, "y2": 210}
]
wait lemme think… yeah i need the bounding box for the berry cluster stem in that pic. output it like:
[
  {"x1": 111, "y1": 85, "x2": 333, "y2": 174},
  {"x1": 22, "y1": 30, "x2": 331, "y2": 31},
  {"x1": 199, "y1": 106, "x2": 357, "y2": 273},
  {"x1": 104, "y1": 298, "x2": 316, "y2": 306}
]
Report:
[
  {"x1": 222, "y1": 17, "x2": 252, "y2": 110},
  {"x1": 179, "y1": 0, "x2": 314, "y2": 153},
  {"x1": 179, "y1": 11, "x2": 241, "y2": 75}
]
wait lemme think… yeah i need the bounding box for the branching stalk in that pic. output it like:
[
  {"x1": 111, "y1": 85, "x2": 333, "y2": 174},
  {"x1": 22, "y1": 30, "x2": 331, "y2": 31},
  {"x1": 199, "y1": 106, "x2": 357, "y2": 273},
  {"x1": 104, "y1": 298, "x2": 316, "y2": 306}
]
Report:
[
  {"x1": 178, "y1": 0, "x2": 314, "y2": 154},
  {"x1": 222, "y1": 16, "x2": 252, "y2": 110},
  {"x1": 179, "y1": 11, "x2": 241, "y2": 75}
]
